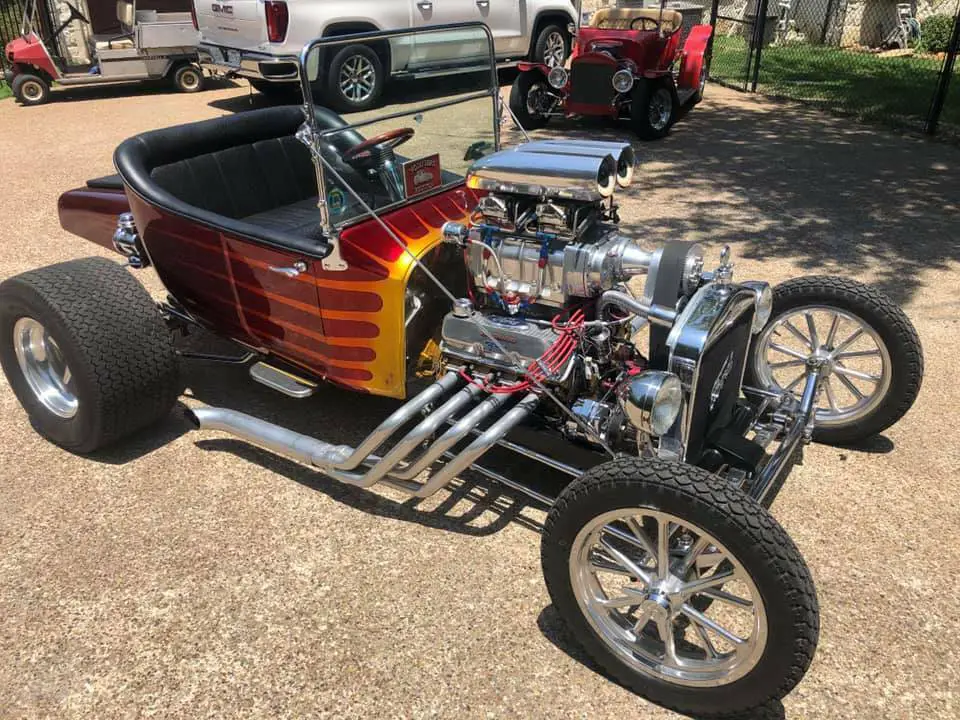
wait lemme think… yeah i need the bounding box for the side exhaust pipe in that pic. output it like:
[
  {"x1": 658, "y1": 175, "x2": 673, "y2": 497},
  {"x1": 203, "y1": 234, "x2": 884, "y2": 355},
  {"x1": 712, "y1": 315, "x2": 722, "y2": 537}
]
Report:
[{"x1": 186, "y1": 374, "x2": 540, "y2": 499}]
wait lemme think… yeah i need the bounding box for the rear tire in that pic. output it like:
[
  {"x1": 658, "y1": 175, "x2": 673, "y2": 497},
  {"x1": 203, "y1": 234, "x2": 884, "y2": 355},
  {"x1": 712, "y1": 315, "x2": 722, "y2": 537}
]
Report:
[
  {"x1": 326, "y1": 43, "x2": 384, "y2": 112},
  {"x1": 541, "y1": 458, "x2": 818, "y2": 718},
  {"x1": 630, "y1": 79, "x2": 678, "y2": 140},
  {"x1": 12, "y1": 73, "x2": 50, "y2": 106},
  {"x1": 172, "y1": 64, "x2": 204, "y2": 93},
  {"x1": 532, "y1": 24, "x2": 569, "y2": 68},
  {"x1": 508, "y1": 71, "x2": 551, "y2": 131},
  {"x1": 0, "y1": 258, "x2": 181, "y2": 453}
]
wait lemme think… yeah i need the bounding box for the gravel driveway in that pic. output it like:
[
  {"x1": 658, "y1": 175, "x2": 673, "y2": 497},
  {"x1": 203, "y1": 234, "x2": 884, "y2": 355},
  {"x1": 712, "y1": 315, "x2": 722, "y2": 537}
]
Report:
[{"x1": 0, "y1": 80, "x2": 957, "y2": 719}]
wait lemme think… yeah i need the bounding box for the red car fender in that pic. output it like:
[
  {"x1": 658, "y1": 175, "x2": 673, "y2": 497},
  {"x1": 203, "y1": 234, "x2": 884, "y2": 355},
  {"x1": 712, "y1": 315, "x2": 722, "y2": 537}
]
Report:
[
  {"x1": 6, "y1": 33, "x2": 61, "y2": 80},
  {"x1": 678, "y1": 24, "x2": 713, "y2": 91},
  {"x1": 516, "y1": 61, "x2": 550, "y2": 76}
]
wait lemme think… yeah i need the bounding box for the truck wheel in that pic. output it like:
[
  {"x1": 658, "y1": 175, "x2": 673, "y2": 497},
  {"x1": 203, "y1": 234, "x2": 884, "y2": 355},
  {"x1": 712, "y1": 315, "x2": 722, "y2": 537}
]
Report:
[
  {"x1": 630, "y1": 79, "x2": 678, "y2": 140},
  {"x1": 0, "y1": 258, "x2": 181, "y2": 453},
  {"x1": 172, "y1": 64, "x2": 204, "y2": 93},
  {"x1": 532, "y1": 24, "x2": 569, "y2": 68},
  {"x1": 508, "y1": 71, "x2": 551, "y2": 131},
  {"x1": 326, "y1": 44, "x2": 384, "y2": 112},
  {"x1": 12, "y1": 73, "x2": 51, "y2": 106},
  {"x1": 541, "y1": 457, "x2": 818, "y2": 718},
  {"x1": 746, "y1": 276, "x2": 923, "y2": 446}
]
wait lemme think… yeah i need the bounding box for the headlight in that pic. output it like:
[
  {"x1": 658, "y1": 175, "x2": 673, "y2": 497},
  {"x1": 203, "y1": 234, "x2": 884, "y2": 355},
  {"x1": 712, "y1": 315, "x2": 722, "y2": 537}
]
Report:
[
  {"x1": 547, "y1": 66, "x2": 568, "y2": 89},
  {"x1": 742, "y1": 281, "x2": 773, "y2": 333},
  {"x1": 619, "y1": 371, "x2": 683, "y2": 437},
  {"x1": 612, "y1": 69, "x2": 634, "y2": 94}
]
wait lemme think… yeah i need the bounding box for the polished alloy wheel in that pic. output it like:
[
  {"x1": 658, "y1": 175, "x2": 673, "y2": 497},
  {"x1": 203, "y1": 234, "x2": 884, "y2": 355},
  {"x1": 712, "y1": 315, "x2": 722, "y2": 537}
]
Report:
[
  {"x1": 570, "y1": 508, "x2": 767, "y2": 687},
  {"x1": 648, "y1": 87, "x2": 673, "y2": 131},
  {"x1": 13, "y1": 317, "x2": 78, "y2": 419},
  {"x1": 543, "y1": 31, "x2": 566, "y2": 67},
  {"x1": 752, "y1": 306, "x2": 891, "y2": 427},
  {"x1": 21, "y1": 80, "x2": 44, "y2": 101},
  {"x1": 339, "y1": 55, "x2": 376, "y2": 103}
]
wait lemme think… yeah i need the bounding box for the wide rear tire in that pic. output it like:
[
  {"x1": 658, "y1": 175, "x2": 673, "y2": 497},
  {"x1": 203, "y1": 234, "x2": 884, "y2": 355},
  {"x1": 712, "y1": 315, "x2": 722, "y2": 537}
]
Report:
[
  {"x1": 0, "y1": 258, "x2": 181, "y2": 453},
  {"x1": 541, "y1": 458, "x2": 818, "y2": 718}
]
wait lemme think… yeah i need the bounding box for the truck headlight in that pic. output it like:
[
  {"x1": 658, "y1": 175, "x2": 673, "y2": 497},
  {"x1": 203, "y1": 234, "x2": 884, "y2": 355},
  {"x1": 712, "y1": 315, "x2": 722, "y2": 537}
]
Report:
[
  {"x1": 619, "y1": 371, "x2": 683, "y2": 437},
  {"x1": 742, "y1": 281, "x2": 773, "y2": 332},
  {"x1": 548, "y1": 66, "x2": 568, "y2": 89},
  {"x1": 612, "y1": 69, "x2": 634, "y2": 94}
]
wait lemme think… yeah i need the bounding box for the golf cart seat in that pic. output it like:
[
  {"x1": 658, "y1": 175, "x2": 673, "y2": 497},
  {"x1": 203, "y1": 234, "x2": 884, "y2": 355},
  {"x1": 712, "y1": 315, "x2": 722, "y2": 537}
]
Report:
[
  {"x1": 94, "y1": 1, "x2": 135, "y2": 50},
  {"x1": 590, "y1": 8, "x2": 684, "y2": 33}
]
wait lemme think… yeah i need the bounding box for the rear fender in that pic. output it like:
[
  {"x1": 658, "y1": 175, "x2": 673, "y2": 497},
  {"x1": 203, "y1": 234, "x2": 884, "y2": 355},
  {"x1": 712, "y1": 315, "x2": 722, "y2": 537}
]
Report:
[
  {"x1": 678, "y1": 25, "x2": 713, "y2": 90},
  {"x1": 58, "y1": 187, "x2": 130, "y2": 254}
]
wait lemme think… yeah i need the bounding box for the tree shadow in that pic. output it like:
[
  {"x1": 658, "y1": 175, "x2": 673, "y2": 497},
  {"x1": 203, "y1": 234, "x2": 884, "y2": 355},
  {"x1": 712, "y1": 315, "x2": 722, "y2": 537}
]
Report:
[
  {"x1": 526, "y1": 88, "x2": 960, "y2": 305},
  {"x1": 537, "y1": 606, "x2": 787, "y2": 720}
]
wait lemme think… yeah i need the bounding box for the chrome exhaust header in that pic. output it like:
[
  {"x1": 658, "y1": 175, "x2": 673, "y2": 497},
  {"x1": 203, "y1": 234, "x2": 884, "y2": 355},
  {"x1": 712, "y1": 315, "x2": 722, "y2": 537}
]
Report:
[{"x1": 186, "y1": 372, "x2": 540, "y2": 499}]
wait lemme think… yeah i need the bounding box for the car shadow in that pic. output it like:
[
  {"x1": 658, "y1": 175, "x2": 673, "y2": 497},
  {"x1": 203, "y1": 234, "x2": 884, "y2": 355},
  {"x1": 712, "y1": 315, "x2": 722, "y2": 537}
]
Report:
[
  {"x1": 537, "y1": 606, "x2": 787, "y2": 720},
  {"x1": 45, "y1": 77, "x2": 238, "y2": 104}
]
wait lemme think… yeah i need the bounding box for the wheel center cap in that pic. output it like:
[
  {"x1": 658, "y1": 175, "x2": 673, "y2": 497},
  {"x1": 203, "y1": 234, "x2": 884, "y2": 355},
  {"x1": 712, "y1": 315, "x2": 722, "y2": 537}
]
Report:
[{"x1": 641, "y1": 592, "x2": 671, "y2": 620}]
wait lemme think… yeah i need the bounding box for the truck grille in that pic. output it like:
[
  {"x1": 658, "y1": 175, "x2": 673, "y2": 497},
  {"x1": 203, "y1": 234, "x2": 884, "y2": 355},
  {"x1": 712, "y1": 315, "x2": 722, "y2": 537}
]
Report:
[{"x1": 569, "y1": 61, "x2": 616, "y2": 107}]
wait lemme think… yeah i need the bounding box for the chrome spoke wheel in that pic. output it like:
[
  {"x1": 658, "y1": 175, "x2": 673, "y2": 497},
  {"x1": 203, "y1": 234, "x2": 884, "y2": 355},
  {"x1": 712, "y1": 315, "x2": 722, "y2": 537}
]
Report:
[
  {"x1": 753, "y1": 306, "x2": 891, "y2": 427},
  {"x1": 13, "y1": 317, "x2": 78, "y2": 419},
  {"x1": 571, "y1": 508, "x2": 767, "y2": 687},
  {"x1": 339, "y1": 55, "x2": 376, "y2": 103},
  {"x1": 648, "y1": 88, "x2": 673, "y2": 131},
  {"x1": 543, "y1": 31, "x2": 566, "y2": 67}
]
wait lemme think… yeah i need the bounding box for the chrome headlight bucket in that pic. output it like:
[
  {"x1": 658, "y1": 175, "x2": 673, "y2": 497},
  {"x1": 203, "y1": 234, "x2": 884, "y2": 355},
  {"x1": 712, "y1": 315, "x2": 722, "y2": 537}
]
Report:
[
  {"x1": 741, "y1": 280, "x2": 773, "y2": 333},
  {"x1": 619, "y1": 370, "x2": 683, "y2": 437},
  {"x1": 548, "y1": 66, "x2": 569, "y2": 89},
  {"x1": 612, "y1": 69, "x2": 634, "y2": 94}
]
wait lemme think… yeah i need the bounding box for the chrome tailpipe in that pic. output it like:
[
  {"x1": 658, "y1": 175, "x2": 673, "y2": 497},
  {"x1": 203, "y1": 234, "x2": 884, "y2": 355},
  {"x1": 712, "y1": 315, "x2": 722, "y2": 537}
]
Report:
[{"x1": 186, "y1": 372, "x2": 540, "y2": 499}]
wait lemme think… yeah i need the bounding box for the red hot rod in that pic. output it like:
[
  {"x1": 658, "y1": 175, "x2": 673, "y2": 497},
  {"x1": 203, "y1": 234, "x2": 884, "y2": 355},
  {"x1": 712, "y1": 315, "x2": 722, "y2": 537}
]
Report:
[{"x1": 509, "y1": 2, "x2": 713, "y2": 139}]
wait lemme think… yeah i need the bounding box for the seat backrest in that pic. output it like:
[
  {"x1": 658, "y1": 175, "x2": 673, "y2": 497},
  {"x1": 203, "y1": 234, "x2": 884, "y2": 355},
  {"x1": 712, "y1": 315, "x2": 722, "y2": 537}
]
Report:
[
  {"x1": 590, "y1": 8, "x2": 684, "y2": 33},
  {"x1": 117, "y1": 1, "x2": 134, "y2": 29}
]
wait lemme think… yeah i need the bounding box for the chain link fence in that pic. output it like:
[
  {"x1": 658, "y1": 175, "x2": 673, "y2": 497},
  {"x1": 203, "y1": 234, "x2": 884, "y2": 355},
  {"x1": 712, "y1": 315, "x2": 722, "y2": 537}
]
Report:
[{"x1": 708, "y1": 0, "x2": 960, "y2": 138}]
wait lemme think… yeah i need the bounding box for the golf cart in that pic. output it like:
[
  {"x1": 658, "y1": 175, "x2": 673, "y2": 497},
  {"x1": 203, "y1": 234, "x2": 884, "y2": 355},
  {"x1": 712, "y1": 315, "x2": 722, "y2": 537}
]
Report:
[
  {"x1": 3, "y1": 0, "x2": 203, "y2": 105},
  {"x1": 508, "y1": 0, "x2": 712, "y2": 138}
]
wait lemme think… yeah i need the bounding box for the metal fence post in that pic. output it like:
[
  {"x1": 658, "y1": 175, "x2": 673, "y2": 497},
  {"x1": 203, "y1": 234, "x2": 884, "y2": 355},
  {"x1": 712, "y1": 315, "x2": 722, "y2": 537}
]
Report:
[
  {"x1": 707, "y1": 0, "x2": 719, "y2": 76},
  {"x1": 925, "y1": 8, "x2": 960, "y2": 135},
  {"x1": 751, "y1": 0, "x2": 770, "y2": 92}
]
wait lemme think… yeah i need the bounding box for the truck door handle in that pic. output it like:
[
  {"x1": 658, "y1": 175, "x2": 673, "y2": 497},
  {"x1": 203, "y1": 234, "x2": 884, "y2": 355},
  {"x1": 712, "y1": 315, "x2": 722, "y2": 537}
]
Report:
[
  {"x1": 417, "y1": 1, "x2": 433, "y2": 9},
  {"x1": 268, "y1": 261, "x2": 307, "y2": 278}
]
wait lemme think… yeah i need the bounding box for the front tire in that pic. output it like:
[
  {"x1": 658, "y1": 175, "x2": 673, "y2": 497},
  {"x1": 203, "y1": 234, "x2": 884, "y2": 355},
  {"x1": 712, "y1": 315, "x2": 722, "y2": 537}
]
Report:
[
  {"x1": 326, "y1": 44, "x2": 384, "y2": 112},
  {"x1": 0, "y1": 258, "x2": 181, "y2": 453},
  {"x1": 508, "y1": 71, "x2": 552, "y2": 131},
  {"x1": 630, "y1": 79, "x2": 678, "y2": 140},
  {"x1": 746, "y1": 276, "x2": 923, "y2": 445},
  {"x1": 541, "y1": 458, "x2": 818, "y2": 718},
  {"x1": 12, "y1": 73, "x2": 51, "y2": 106}
]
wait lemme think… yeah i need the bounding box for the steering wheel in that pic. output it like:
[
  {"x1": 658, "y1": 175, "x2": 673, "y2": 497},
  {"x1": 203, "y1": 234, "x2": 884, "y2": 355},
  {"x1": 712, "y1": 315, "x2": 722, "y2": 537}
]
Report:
[
  {"x1": 630, "y1": 17, "x2": 660, "y2": 31},
  {"x1": 343, "y1": 127, "x2": 415, "y2": 164}
]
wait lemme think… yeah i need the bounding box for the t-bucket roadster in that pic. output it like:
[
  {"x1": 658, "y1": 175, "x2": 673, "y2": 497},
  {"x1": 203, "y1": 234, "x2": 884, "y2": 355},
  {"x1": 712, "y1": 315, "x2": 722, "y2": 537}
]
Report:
[
  {"x1": 509, "y1": 0, "x2": 713, "y2": 139},
  {"x1": 0, "y1": 24, "x2": 923, "y2": 718}
]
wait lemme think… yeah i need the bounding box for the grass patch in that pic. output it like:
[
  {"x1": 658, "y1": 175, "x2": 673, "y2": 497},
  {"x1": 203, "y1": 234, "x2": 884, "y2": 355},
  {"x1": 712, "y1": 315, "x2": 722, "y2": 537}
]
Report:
[
  {"x1": 710, "y1": 36, "x2": 959, "y2": 134},
  {"x1": 0, "y1": 80, "x2": 11, "y2": 101}
]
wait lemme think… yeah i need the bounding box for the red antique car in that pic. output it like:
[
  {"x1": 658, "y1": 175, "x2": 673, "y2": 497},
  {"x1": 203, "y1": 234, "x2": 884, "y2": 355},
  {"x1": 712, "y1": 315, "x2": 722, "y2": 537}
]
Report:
[
  {"x1": 0, "y1": 24, "x2": 924, "y2": 719},
  {"x1": 509, "y1": 2, "x2": 712, "y2": 138}
]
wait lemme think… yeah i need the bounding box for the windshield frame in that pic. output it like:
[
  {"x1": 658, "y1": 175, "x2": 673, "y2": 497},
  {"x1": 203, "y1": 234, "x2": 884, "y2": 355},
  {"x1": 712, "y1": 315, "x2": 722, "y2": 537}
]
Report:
[{"x1": 297, "y1": 22, "x2": 501, "y2": 236}]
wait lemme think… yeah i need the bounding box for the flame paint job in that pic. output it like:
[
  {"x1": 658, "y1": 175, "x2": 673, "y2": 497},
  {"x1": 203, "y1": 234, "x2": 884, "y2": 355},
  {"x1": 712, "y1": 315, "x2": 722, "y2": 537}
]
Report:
[{"x1": 94, "y1": 186, "x2": 481, "y2": 400}]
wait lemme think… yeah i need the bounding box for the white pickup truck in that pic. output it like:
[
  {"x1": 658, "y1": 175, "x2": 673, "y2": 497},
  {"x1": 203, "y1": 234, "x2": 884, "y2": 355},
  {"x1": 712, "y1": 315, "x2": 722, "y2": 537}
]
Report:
[{"x1": 195, "y1": 0, "x2": 577, "y2": 111}]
